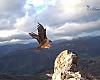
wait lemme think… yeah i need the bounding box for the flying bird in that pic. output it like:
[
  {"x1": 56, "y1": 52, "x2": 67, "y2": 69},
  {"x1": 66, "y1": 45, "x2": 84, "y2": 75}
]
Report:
[{"x1": 29, "y1": 22, "x2": 52, "y2": 49}]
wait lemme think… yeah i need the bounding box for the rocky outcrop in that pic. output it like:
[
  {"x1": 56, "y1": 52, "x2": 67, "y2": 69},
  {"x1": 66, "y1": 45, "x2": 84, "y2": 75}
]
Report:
[{"x1": 52, "y1": 50, "x2": 96, "y2": 80}]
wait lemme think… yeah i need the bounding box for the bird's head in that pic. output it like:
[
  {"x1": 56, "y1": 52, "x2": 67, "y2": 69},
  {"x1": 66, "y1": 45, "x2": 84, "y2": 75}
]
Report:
[
  {"x1": 29, "y1": 32, "x2": 33, "y2": 36},
  {"x1": 49, "y1": 40, "x2": 52, "y2": 43}
]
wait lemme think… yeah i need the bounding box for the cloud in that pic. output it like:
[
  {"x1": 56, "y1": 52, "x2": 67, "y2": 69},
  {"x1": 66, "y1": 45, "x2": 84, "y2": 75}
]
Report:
[
  {"x1": 0, "y1": 0, "x2": 26, "y2": 18},
  {"x1": 14, "y1": 0, "x2": 100, "y2": 41},
  {"x1": 31, "y1": 20, "x2": 100, "y2": 41},
  {"x1": 78, "y1": 31, "x2": 100, "y2": 37},
  {"x1": 56, "y1": 20, "x2": 100, "y2": 36},
  {"x1": 0, "y1": 0, "x2": 27, "y2": 31},
  {"x1": 15, "y1": 15, "x2": 38, "y2": 32},
  {"x1": 0, "y1": 33, "x2": 30, "y2": 42},
  {"x1": 36, "y1": 0, "x2": 100, "y2": 26},
  {"x1": 0, "y1": 0, "x2": 37, "y2": 43},
  {"x1": 0, "y1": 19, "x2": 15, "y2": 30},
  {"x1": 0, "y1": 0, "x2": 100, "y2": 43},
  {"x1": 46, "y1": 19, "x2": 100, "y2": 40},
  {"x1": 0, "y1": 39, "x2": 34, "y2": 45}
]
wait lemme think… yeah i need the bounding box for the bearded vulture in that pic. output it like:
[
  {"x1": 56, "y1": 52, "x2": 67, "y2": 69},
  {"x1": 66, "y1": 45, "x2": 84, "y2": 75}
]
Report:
[{"x1": 29, "y1": 22, "x2": 52, "y2": 48}]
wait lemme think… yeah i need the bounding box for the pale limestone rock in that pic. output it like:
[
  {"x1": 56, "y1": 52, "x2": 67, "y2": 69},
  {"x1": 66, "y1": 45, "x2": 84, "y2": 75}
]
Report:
[
  {"x1": 54, "y1": 50, "x2": 78, "y2": 73},
  {"x1": 52, "y1": 50, "x2": 95, "y2": 80}
]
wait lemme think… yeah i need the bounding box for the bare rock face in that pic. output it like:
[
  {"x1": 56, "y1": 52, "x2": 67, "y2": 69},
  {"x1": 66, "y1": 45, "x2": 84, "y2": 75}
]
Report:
[{"x1": 52, "y1": 50, "x2": 95, "y2": 80}]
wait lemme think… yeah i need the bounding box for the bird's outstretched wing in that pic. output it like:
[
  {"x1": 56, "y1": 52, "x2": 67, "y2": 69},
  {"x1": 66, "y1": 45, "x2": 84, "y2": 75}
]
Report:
[
  {"x1": 29, "y1": 32, "x2": 41, "y2": 44},
  {"x1": 37, "y1": 23, "x2": 47, "y2": 42},
  {"x1": 29, "y1": 22, "x2": 52, "y2": 49}
]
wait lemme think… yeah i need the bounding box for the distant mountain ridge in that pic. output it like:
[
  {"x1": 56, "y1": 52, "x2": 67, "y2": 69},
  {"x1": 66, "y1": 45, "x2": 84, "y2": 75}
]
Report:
[
  {"x1": 0, "y1": 43, "x2": 37, "y2": 57},
  {"x1": 0, "y1": 36, "x2": 99, "y2": 76}
]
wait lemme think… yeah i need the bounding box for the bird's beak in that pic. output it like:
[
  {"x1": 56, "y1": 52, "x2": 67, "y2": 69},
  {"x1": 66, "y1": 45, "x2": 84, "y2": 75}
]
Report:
[
  {"x1": 29, "y1": 32, "x2": 32, "y2": 36},
  {"x1": 29, "y1": 32, "x2": 33, "y2": 34},
  {"x1": 29, "y1": 32, "x2": 31, "y2": 35},
  {"x1": 49, "y1": 40, "x2": 52, "y2": 43}
]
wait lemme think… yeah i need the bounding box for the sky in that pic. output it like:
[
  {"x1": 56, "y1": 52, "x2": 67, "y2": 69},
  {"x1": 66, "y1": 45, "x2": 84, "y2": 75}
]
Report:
[{"x1": 0, "y1": 0, "x2": 100, "y2": 44}]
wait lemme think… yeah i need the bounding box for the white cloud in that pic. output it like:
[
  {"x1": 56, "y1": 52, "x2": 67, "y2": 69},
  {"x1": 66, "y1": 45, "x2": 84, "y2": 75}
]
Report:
[
  {"x1": 56, "y1": 20, "x2": 100, "y2": 35},
  {"x1": 0, "y1": 0, "x2": 27, "y2": 31},
  {"x1": 0, "y1": 32, "x2": 30, "y2": 41},
  {"x1": 0, "y1": 19, "x2": 15, "y2": 30},
  {"x1": 46, "y1": 20, "x2": 100, "y2": 40},
  {"x1": 15, "y1": 15, "x2": 37, "y2": 32},
  {"x1": 37, "y1": 0, "x2": 100, "y2": 26},
  {"x1": 31, "y1": 0, "x2": 44, "y2": 7},
  {"x1": 0, "y1": 30, "x2": 18, "y2": 37},
  {"x1": 0, "y1": 0, "x2": 26, "y2": 18},
  {"x1": 0, "y1": 39, "x2": 34, "y2": 45},
  {"x1": 14, "y1": 0, "x2": 100, "y2": 40},
  {"x1": 0, "y1": 0, "x2": 100, "y2": 43},
  {"x1": 78, "y1": 31, "x2": 100, "y2": 37}
]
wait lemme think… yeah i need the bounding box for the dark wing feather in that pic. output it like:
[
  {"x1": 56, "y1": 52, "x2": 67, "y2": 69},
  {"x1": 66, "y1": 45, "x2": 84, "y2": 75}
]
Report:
[
  {"x1": 29, "y1": 22, "x2": 51, "y2": 48},
  {"x1": 29, "y1": 32, "x2": 41, "y2": 44},
  {"x1": 37, "y1": 23, "x2": 47, "y2": 42},
  {"x1": 44, "y1": 29, "x2": 47, "y2": 39}
]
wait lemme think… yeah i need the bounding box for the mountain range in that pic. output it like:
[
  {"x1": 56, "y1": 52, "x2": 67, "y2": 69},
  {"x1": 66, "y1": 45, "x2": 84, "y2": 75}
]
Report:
[{"x1": 0, "y1": 36, "x2": 100, "y2": 79}]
